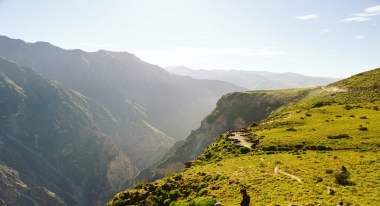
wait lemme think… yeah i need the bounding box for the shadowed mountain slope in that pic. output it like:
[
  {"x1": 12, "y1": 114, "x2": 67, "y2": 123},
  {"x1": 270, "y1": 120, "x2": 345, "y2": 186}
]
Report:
[{"x1": 0, "y1": 57, "x2": 137, "y2": 205}]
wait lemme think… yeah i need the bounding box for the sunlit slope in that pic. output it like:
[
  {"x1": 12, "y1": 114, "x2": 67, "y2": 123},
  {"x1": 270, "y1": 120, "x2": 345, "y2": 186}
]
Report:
[
  {"x1": 136, "y1": 88, "x2": 313, "y2": 183},
  {"x1": 108, "y1": 68, "x2": 380, "y2": 206},
  {"x1": 328, "y1": 68, "x2": 380, "y2": 89}
]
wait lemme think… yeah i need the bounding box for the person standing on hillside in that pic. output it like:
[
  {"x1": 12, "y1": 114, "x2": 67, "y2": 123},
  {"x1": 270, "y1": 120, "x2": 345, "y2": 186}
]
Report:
[{"x1": 239, "y1": 188, "x2": 250, "y2": 206}]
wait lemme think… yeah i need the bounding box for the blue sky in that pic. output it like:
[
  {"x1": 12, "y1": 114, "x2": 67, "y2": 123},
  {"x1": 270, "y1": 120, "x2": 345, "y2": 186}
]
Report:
[{"x1": 0, "y1": 0, "x2": 379, "y2": 77}]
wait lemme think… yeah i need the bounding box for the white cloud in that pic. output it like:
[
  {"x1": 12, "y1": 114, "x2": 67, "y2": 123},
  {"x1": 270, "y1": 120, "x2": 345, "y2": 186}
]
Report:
[
  {"x1": 355, "y1": 35, "x2": 364, "y2": 39},
  {"x1": 339, "y1": 17, "x2": 370, "y2": 22},
  {"x1": 364, "y1": 5, "x2": 380, "y2": 15},
  {"x1": 295, "y1": 14, "x2": 318, "y2": 20},
  {"x1": 326, "y1": 49, "x2": 334, "y2": 52},
  {"x1": 340, "y1": 4, "x2": 380, "y2": 22},
  {"x1": 320, "y1": 29, "x2": 332, "y2": 33}
]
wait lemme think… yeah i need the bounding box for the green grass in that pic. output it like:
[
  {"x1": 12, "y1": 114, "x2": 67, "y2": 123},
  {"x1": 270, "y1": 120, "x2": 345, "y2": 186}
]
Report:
[
  {"x1": 108, "y1": 150, "x2": 380, "y2": 205},
  {"x1": 254, "y1": 102, "x2": 380, "y2": 151},
  {"x1": 329, "y1": 68, "x2": 380, "y2": 89},
  {"x1": 108, "y1": 68, "x2": 380, "y2": 206}
]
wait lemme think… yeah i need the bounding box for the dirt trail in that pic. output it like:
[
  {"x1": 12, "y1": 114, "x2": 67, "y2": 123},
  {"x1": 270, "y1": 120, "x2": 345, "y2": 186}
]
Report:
[
  {"x1": 274, "y1": 166, "x2": 302, "y2": 183},
  {"x1": 321, "y1": 86, "x2": 347, "y2": 92},
  {"x1": 233, "y1": 132, "x2": 252, "y2": 148}
]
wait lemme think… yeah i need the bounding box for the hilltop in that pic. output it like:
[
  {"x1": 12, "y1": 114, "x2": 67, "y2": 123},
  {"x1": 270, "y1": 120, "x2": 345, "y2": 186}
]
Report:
[{"x1": 109, "y1": 68, "x2": 380, "y2": 205}]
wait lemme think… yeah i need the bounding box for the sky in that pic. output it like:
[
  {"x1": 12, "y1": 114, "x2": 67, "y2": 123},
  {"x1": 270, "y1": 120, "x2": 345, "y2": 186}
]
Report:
[{"x1": 0, "y1": 0, "x2": 379, "y2": 78}]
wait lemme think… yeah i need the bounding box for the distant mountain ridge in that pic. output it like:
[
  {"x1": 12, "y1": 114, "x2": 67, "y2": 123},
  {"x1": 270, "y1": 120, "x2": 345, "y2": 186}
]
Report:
[{"x1": 165, "y1": 66, "x2": 342, "y2": 90}]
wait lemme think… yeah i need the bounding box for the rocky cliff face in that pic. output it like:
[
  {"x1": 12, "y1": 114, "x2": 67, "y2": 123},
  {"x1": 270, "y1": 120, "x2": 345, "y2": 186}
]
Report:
[
  {"x1": 0, "y1": 58, "x2": 136, "y2": 205},
  {"x1": 138, "y1": 89, "x2": 312, "y2": 181},
  {"x1": 0, "y1": 163, "x2": 66, "y2": 206}
]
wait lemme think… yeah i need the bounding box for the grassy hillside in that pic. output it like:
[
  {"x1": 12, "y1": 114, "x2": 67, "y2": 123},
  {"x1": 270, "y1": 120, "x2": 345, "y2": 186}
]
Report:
[
  {"x1": 108, "y1": 68, "x2": 380, "y2": 206},
  {"x1": 136, "y1": 88, "x2": 312, "y2": 183}
]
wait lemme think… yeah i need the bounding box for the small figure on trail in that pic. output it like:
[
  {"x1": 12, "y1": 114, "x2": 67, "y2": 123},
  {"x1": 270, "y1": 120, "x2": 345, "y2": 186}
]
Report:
[
  {"x1": 214, "y1": 202, "x2": 222, "y2": 206},
  {"x1": 337, "y1": 199, "x2": 344, "y2": 206},
  {"x1": 239, "y1": 188, "x2": 250, "y2": 206}
]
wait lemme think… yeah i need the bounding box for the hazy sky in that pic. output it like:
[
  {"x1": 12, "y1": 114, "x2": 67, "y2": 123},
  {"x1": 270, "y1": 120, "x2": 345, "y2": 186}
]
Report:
[{"x1": 1, "y1": 0, "x2": 379, "y2": 77}]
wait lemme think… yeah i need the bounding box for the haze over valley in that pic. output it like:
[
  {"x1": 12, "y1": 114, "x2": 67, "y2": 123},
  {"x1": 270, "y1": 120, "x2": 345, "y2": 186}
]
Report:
[{"x1": 0, "y1": 1, "x2": 380, "y2": 206}]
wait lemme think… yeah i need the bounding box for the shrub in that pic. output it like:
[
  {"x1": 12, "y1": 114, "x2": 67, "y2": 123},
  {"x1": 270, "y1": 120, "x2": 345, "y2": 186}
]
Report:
[
  {"x1": 251, "y1": 122, "x2": 259, "y2": 127},
  {"x1": 313, "y1": 176, "x2": 323, "y2": 182},
  {"x1": 218, "y1": 174, "x2": 228, "y2": 180},
  {"x1": 360, "y1": 116, "x2": 368, "y2": 119},
  {"x1": 164, "y1": 199, "x2": 172, "y2": 206},
  {"x1": 310, "y1": 145, "x2": 317, "y2": 150},
  {"x1": 327, "y1": 134, "x2": 349, "y2": 139},
  {"x1": 334, "y1": 171, "x2": 350, "y2": 185},
  {"x1": 168, "y1": 189, "x2": 180, "y2": 200},
  {"x1": 113, "y1": 199, "x2": 126, "y2": 206},
  {"x1": 305, "y1": 113, "x2": 312, "y2": 116},
  {"x1": 317, "y1": 145, "x2": 327, "y2": 150},
  {"x1": 285, "y1": 127, "x2": 297, "y2": 131},
  {"x1": 198, "y1": 188, "x2": 208, "y2": 196},
  {"x1": 133, "y1": 180, "x2": 147, "y2": 189},
  {"x1": 295, "y1": 144, "x2": 304, "y2": 149},
  {"x1": 344, "y1": 105, "x2": 352, "y2": 110},
  {"x1": 240, "y1": 147, "x2": 250, "y2": 154},
  {"x1": 202, "y1": 198, "x2": 217, "y2": 206},
  {"x1": 359, "y1": 127, "x2": 368, "y2": 131},
  {"x1": 325, "y1": 169, "x2": 334, "y2": 174},
  {"x1": 262, "y1": 146, "x2": 276, "y2": 151}
]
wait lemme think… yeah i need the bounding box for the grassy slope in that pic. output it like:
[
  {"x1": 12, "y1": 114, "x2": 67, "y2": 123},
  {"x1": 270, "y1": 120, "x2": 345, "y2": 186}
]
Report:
[{"x1": 108, "y1": 68, "x2": 380, "y2": 206}]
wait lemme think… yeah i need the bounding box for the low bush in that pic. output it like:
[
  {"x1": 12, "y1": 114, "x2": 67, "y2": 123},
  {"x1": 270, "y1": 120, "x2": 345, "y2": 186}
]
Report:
[
  {"x1": 327, "y1": 134, "x2": 349, "y2": 139},
  {"x1": 240, "y1": 147, "x2": 250, "y2": 154},
  {"x1": 198, "y1": 188, "x2": 208, "y2": 196}
]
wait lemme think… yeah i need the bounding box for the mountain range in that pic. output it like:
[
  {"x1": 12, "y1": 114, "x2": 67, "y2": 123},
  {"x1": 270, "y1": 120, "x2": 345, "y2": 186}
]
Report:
[
  {"x1": 165, "y1": 66, "x2": 342, "y2": 90},
  {"x1": 0, "y1": 35, "x2": 351, "y2": 206}
]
